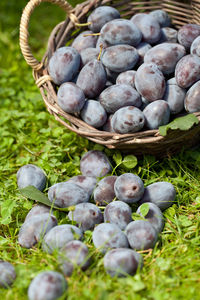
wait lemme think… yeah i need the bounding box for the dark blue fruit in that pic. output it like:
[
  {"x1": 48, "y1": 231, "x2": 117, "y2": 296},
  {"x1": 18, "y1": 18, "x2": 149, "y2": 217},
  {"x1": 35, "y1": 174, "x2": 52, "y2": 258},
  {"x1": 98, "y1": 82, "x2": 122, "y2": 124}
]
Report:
[
  {"x1": 101, "y1": 44, "x2": 139, "y2": 73},
  {"x1": 58, "y1": 241, "x2": 90, "y2": 276},
  {"x1": 116, "y1": 70, "x2": 136, "y2": 88},
  {"x1": 104, "y1": 248, "x2": 143, "y2": 277},
  {"x1": 68, "y1": 203, "x2": 103, "y2": 231},
  {"x1": 149, "y1": 10, "x2": 171, "y2": 27},
  {"x1": 99, "y1": 84, "x2": 142, "y2": 113},
  {"x1": 57, "y1": 82, "x2": 85, "y2": 114},
  {"x1": 139, "y1": 181, "x2": 176, "y2": 211},
  {"x1": 100, "y1": 19, "x2": 142, "y2": 47},
  {"x1": 17, "y1": 164, "x2": 46, "y2": 191},
  {"x1": 144, "y1": 43, "x2": 186, "y2": 75},
  {"x1": 48, "y1": 47, "x2": 80, "y2": 85},
  {"x1": 190, "y1": 36, "x2": 200, "y2": 57},
  {"x1": 111, "y1": 106, "x2": 145, "y2": 134},
  {"x1": 184, "y1": 80, "x2": 200, "y2": 113},
  {"x1": 125, "y1": 220, "x2": 158, "y2": 250},
  {"x1": 94, "y1": 176, "x2": 117, "y2": 206},
  {"x1": 104, "y1": 201, "x2": 132, "y2": 230},
  {"x1": 18, "y1": 213, "x2": 57, "y2": 248},
  {"x1": 131, "y1": 13, "x2": 161, "y2": 44},
  {"x1": 164, "y1": 81, "x2": 186, "y2": 114},
  {"x1": 136, "y1": 42, "x2": 152, "y2": 66},
  {"x1": 48, "y1": 182, "x2": 89, "y2": 208},
  {"x1": 92, "y1": 223, "x2": 129, "y2": 253},
  {"x1": 76, "y1": 59, "x2": 107, "y2": 98},
  {"x1": 28, "y1": 271, "x2": 67, "y2": 300},
  {"x1": 68, "y1": 175, "x2": 97, "y2": 197},
  {"x1": 158, "y1": 27, "x2": 178, "y2": 43},
  {"x1": 102, "y1": 114, "x2": 114, "y2": 132},
  {"x1": 88, "y1": 6, "x2": 120, "y2": 33},
  {"x1": 25, "y1": 204, "x2": 50, "y2": 222},
  {"x1": 0, "y1": 261, "x2": 16, "y2": 288},
  {"x1": 80, "y1": 150, "x2": 112, "y2": 178},
  {"x1": 80, "y1": 100, "x2": 107, "y2": 128},
  {"x1": 135, "y1": 63, "x2": 166, "y2": 102},
  {"x1": 136, "y1": 202, "x2": 164, "y2": 233},
  {"x1": 42, "y1": 224, "x2": 83, "y2": 254},
  {"x1": 178, "y1": 24, "x2": 200, "y2": 50},
  {"x1": 71, "y1": 31, "x2": 97, "y2": 52},
  {"x1": 114, "y1": 173, "x2": 144, "y2": 204},
  {"x1": 143, "y1": 100, "x2": 170, "y2": 130},
  {"x1": 175, "y1": 54, "x2": 200, "y2": 88},
  {"x1": 80, "y1": 48, "x2": 99, "y2": 66}
]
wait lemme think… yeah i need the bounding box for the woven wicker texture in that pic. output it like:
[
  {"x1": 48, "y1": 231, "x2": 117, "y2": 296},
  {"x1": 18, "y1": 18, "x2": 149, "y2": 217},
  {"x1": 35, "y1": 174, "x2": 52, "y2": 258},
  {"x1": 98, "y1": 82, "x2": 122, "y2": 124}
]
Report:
[{"x1": 19, "y1": 0, "x2": 200, "y2": 156}]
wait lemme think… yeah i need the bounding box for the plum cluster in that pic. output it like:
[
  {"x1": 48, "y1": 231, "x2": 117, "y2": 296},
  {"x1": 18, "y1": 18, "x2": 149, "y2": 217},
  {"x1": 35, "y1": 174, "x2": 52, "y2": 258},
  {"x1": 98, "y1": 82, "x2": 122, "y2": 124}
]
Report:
[
  {"x1": 48, "y1": 6, "x2": 200, "y2": 135},
  {"x1": 11, "y1": 149, "x2": 176, "y2": 299}
]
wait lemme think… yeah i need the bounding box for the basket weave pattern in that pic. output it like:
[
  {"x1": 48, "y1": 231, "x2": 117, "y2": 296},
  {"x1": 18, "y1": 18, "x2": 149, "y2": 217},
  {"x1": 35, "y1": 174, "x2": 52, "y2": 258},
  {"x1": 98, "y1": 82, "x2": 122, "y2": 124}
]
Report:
[{"x1": 20, "y1": 0, "x2": 200, "y2": 156}]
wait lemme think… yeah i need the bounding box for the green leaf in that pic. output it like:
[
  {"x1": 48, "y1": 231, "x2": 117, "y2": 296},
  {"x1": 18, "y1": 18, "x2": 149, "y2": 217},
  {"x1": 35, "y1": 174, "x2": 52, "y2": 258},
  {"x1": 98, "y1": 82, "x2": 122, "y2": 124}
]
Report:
[
  {"x1": 159, "y1": 114, "x2": 199, "y2": 136},
  {"x1": 19, "y1": 186, "x2": 69, "y2": 212},
  {"x1": 139, "y1": 203, "x2": 150, "y2": 217},
  {"x1": 0, "y1": 199, "x2": 16, "y2": 225},
  {"x1": 113, "y1": 150, "x2": 122, "y2": 165},
  {"x1": 122, "y1": 155, "x2": 137, "y2": 169}
]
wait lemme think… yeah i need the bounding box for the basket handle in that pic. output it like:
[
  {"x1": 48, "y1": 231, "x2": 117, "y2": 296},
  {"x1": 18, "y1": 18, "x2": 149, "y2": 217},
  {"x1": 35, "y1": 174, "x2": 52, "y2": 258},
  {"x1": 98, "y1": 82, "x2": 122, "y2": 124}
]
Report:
[{"x1": 19, "y1": 0, "x2": 77, "y2": 71}]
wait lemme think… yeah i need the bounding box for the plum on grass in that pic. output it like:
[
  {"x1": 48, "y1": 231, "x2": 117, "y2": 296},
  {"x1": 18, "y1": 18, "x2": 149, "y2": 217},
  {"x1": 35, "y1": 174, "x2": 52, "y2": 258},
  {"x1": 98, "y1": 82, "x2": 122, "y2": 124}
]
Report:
[
  {"x1": 68, "y1": 203, "x2": 103, "y2": 232},
  {"x1": 0, "y1": 261, "x2": 16, "y2": 288},
  {"x1": 94, "y1": 176, "x2": 117, "y2": 206},
  {"x1": 58, "y1": 241, "x2": 90, "y2": 276},
  {"x1": 80, "y1": 100, "x2": 107, "y2": 128},
  {"x1": 57, "y1": 82, "x2": 85, "y2": 114},
  {"x1": 17, "y1": 164, "x2": 46, "y2": 191},
  {"x1": 136, "y1": 202, "x2": 164, "y2": 233},
  {"x1": 76, "y1": 59, "x2": 107, "y2": 98},
  {"x1": 101, "y1": 44, "x2": 139, "y2": 73},
  {"x1": 116, "y1": 70, "x2": 136, "y2": 88},
  {"x1": 28, "y1": 271, "x2": 67, "y2": 300},
  {"x1": 88, "y1": 6, "x2": 120, "y2": 33},
  {"x1": 139, "y1": 181, "x2": 176, "y2": 211},
  {"x1": 80, "y1": 150, "x2": 112, "y2": 178},
  {"x1": 131, "y1": 13, "x2": 161, "y2": 44},
  {"x1": 100, "y1": 19, "x2": 142, "y2": 47},
  {"x1": 25, "y1": 204, "x2": 51, "y2": 222},
  {"x1": 80, "y1": 47, "x2": 99, "y2": 66},
  {"x1": 114, "y1": 173, "x2": 144, "y2": 204},
  {"x1": 135, "y1": 63, "x2": 166, "y2": 102},
  {"x1": 42, "y1": 224, "x2": 83, "y2": 254},
  {"x1": 92, "y1": 223, "x2": 129, "y2": 254},
  {"x1": 104, "y1": 201, "x2": 132, "y2": 230},
  {"x1": 175, "y1": 54, "x2": 200, "y2": 88},
  {"x1": 18, "y1": 213, "x2": 57, "y2": 248},
  {"x1": 184, "y1": 80, "x2": 200, "y2": 113},
  {"x1": 71, "y1": 31, "x2": 97, "y2": 52},
  {"x1": 99, "y1": 84, "x2": 142, "y2": 114},
  {"x1": 67, "y1": 175, "x2": 97, "y2": 197},
  {"x1": 48, "y1": 47, "x2": 80, "y2": 85},
  {"x1": 163, "y1": 81, "x2": 186, "y2": 114},
  {"x1": 178, "y1": 23, "x2": 200, "y2": 50},
  {"x1": 125, "y1": 220, "x2": 158, "y2": 250},
  {"x1": 143, "y1": 100, "x2": 170, "y2": 130},
  {"x1": 104, "y1": 248, "x2": 143, "y2": 277},
  {"x1": 144, "y1": 43, "x2": 186, "y2": 75},
  {"x1": 149, "y1": 9, "x2": 171, "y2": 27},
  {"x1": 111, "y1": 106, "x2": 145, "y2": 134},
  {"x1": 48, "y1": 182, "x2": 89, "y2": 208}
]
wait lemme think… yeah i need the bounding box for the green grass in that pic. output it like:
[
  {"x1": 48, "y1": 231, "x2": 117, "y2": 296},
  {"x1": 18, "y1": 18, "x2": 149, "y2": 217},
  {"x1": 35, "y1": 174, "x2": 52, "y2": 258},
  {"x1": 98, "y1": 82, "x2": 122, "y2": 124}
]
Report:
[{"x1": 1, "y1": 0, "x2": 200, "y2": 299}]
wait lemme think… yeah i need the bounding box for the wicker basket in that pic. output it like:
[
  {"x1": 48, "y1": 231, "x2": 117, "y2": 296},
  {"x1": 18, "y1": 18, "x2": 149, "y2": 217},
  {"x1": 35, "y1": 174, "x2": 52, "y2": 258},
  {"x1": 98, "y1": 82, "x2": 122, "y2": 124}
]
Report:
[{"x1": 19, "y1": 0, "x2": 200, "y2": 156}]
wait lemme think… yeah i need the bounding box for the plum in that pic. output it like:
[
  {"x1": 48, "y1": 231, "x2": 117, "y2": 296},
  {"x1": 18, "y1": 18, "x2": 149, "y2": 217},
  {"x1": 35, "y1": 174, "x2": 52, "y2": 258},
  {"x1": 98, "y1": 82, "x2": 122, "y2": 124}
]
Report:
[
  {"x1": 67, "y1": 175, "x2": 97, "y2": 197},
  {"x1": 184, "y1": 80, "x2": 200, "y2": 113},
  {"x1": 178, "y1": 24, "x2": 200, "y2": 50},
  {"x1": 143, "y1": 100, "x2": 170, "y2": 129},
  {"x1": 80, "y1": 100, "x2": 107, "y2": 128},
  {"x1": 94, "y1": 176, "x2": 117, "y2": 206},
  {"x1": 0, "y1": 261, "x2": 16, "y2": 288},
  {"x1": 104, "y1": 201, "x2": 132, "y2": 230},
  {"x1": 17, "y1": 164, "x2": 46, "y2": 191},
  {"x1": 71, "y1": 31, "x2": 97, "y2": 52},
  {"x1": 116, "y1": 71, "x2": 136, "y2": 88}
]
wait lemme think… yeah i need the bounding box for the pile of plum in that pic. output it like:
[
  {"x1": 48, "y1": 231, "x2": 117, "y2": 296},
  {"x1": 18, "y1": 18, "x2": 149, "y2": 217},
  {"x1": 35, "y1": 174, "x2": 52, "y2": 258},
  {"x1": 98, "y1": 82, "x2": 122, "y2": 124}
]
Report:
[
  {"x1": 1, "y1": 150, "x2": 176, "y2": 299},
  {"x1": 48, "y1": 6, "x2": 200, "y2": 134}
]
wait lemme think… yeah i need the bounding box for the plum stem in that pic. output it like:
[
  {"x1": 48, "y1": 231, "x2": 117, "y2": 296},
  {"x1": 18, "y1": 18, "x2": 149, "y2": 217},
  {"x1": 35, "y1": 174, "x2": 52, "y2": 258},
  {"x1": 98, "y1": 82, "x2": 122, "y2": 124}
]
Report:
[{"x1": 98, "y1": 44, "x2": 103, "y2": 61}]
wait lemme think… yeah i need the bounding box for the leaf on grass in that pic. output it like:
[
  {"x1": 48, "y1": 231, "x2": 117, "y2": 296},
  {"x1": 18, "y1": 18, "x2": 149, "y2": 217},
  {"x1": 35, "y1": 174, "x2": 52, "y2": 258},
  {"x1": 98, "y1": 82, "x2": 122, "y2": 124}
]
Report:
[
  {"x1": 19, "y1": 186, "x2": 69, "y2": 212},
  {"x1": 122, "y1": 155, "x2": 137, "y2": 169},
  {"x1": 159, "y1": 114, "x2": 199, "y2": 136},
  {"x1": 0, "y1": 199, "x2": 17, "y2": 225},
  {"x1": 113, "y1": 150, "x2": 122, "y2": 165},
  {"x1": 139, "y1": 203, "x2": 149, "y2": 217}
]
